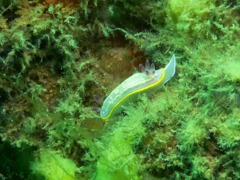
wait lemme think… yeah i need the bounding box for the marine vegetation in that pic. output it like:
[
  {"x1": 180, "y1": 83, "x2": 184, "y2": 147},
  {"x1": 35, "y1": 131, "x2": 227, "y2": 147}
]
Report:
[{"x1": 0, "y1": 0, "x2": 240, "y2": 179}]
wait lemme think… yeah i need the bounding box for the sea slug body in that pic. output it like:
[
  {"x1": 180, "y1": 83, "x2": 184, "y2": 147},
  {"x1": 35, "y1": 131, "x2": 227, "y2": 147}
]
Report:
[{"x1": 100, "y1": 55, "x2": 176, "y2": 120}]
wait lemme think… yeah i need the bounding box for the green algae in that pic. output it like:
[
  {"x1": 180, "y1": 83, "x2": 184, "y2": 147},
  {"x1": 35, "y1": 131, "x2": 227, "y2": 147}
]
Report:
[
  {"x1": 32, "y1": 149, "x2": 77, "y2": 180},
  {"x1": 0, "y1": 0, "x2": 240, "y2": 179}
]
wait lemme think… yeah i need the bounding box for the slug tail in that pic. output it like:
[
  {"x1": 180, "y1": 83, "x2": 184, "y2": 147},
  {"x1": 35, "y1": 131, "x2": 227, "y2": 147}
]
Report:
[{"x1": 164, "y1": 54, "x2": 176, "y2": 83}]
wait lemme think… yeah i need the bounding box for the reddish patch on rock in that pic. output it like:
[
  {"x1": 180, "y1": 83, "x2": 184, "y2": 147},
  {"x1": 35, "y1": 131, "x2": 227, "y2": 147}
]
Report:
[{"x1": 97, "y1": 45, "x2": 146, "y2": 94}]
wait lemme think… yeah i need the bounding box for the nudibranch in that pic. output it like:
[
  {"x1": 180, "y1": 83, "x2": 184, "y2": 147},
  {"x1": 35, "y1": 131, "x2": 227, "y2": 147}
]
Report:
[{"x1": 100, "y1": 55, "x2": 176, "y2": 120}]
